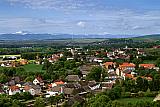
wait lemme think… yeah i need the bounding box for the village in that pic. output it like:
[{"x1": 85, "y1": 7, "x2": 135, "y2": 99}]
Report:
[{"x1": 1, "y1": 45, "x2": 160, "y2": 107}]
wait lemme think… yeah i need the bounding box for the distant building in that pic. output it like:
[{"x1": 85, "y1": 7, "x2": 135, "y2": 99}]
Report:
[
  {"x1": 139, "y1": 64, "x2": 155, "y2": 69},
  {"x1": 103, "y1": 62, "x2": 116, "y2": 69},
  {"x1": 9, "y1": 86, "x2": 20, "y2": 95},
  {"x1": 66, "y1": 75, "x2": 80, "y2": 82},
  {"x1": 33, "y1": 76, "x2": 44, "y2": 86}
]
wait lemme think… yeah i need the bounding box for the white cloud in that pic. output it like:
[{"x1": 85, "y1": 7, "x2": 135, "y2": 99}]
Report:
[
  {"x1": 7, "y1": 0, "x2": 102, "y2": 11},
  {"x1": 77, "y1": 21, "x2": 86, "y2": 27},
  {"x1": 2, "y1": 1, "x2": 160, "y2": 35}
]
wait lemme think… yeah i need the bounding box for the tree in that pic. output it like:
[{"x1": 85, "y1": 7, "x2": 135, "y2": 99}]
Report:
[
  {"x1": 136, "y1": 77, "x2": 143, "y2": 92},
  {"x1": 55, "y1": 95, "x2": 63, "y2": 107},
  {"x1": 87, "y1": 67, "x2": 102, "y2": 82},
  {"x1": 106, "y1": 85, "x2": 122, "y2": 100},
  {"x1": 11, "y1": 99, "x2": 24, "y2": 107},
  {"x1": 49, "y1": 96, "x2": 55, "y2": 107},
  {"x1": 42, "y1": 59, "x2": 52, "y2": 70},
  {"x1": 24, "y1": 76, "x2": 34, "y2": 82},
  {"x1": 110, "y1": 100, "x2": 124, "y2": 107},
  {"x1": 34, "y1": 97, "x2": 45, "y2": 107},
  {"x1": 89, "y1": 95, "x2": 110, "y2": 107},
  {"x1": 49, "y1": 95, "x2": 63, "y2": 107},
  {"x1": 156, "y1": 58, "x2": 160, "y2": 67},
  {"x1": 0, "y1": 73, "x2": 8, "y2": 83}
]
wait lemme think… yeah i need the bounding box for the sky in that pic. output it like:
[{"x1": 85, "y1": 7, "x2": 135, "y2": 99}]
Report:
[{"x1": 0, "y1": 0, "x2": 160, "y2": 35}]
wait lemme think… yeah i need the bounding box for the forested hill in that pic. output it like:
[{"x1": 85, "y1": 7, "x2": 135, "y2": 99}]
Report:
[{"x1": 133, "y1": 34, "x2": 160, "y2": 41}]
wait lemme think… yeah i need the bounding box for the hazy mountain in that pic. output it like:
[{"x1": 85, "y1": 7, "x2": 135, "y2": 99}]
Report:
[{"x1": 0, "y1": 33, "x2": 138, "y2": 40}]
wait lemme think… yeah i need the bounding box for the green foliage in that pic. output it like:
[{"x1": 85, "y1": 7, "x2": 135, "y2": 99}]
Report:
[
  {"x1": 0, "y1": 73, "x2": 8, "y2": 83},
  {"x1": 0, "y1": 94, "x2": 26, "y2": 107},
  {"x1": 11, "y1": 92, "x2": 33, "y2": 101},
  {"x1": 34, "y1": 97, "x2": 45, "y2": 107},
  {"x1": 89, "y1": 95, "x2": 110, "y2": 107},
  {"x1": 48, "y1": 95, "x2": 64, "y2": 107},
  {"x1": 86, "y1": 66, "x2": 103, "y2": 82},
  {"x1": 24, "y1": 76, "x2": 34, "y2": 82},
  {"x1": 136, "y1": 77, "x2": 148, "y2": 92},
  {"x1": 42, "y1": 59, "x2": 52, "y2": 70}
]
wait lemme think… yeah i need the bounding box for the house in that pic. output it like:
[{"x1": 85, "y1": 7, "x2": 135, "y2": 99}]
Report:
[
  {"x1": 137, "y1": 50, "x2": 145, "y2": 55},
  {"x1": 16, "y1": 82, "x2": 25, "y2": 89},
  {"x1": 64, "y1": 88, "x2": 74, "y2": 98},
  {"x1": 121, "y1": 69, "x2": 137, "y2": 80},
  {"x1": 33, "y1": 76, "x2": 44, "y2": 86},
  {"x1": 101, "y1": 82, "x2": 113, "y2": 91},
  {"x1": 46, "y1": 86, "x2": 63, "y2": 97},
  {"x1": 139, "y1": 64, "x2": 155, "y2": 69},
  {"x1": 67, "y1": 95, "x2": 84, "y2": 106},
  {"x1": 19, "y1": 59, "x2": 28, "y2": 65},
  {"x1": 153, "y1": 45, "x2": 160, "y2": 49},
  {"x1": 80, "y1": 65, "x2": 92, "y2": 77},
  {"x1": 119, "y1": 63, "x2": 135, "y2": 70},
  {"x1": 23, "y1": 82, "x2": 34, "y2": 86},
  {"x1": 103, "y1": 62, "x2": 116, "y2": 69},
  {"x1": 66, "y1": 75, "x2": 80, "y2": 82},
  {"x1": 0, "y1": 61, "x2": 16, "y2": 67},
  {"x1": 48, "y1": 54, "x2": 61, "y2": 63},
  {"x1": 63, "y1": 83, "x2": 81, "y2": 97},
  {"x1": 93, "y1": 58, "x2": 104, "y2": 63},
  {"x1": 67, "y1": 57, "x2": 74, "y2": 60},
  {"x1": 88, "y1": 81, "x2": 100, "y2": 91},
  {"x1": 9, "y1": 86, "x2": 20, "y2": 95},
  {"x1": 116, "y1": 63, "x2": 136, "y2": 76},
  {"x1": 23, "y1": 85, "x2": 41, "y2": 96},
  {"x1": 49, "y1": 80, "x2": 65, "y2": 87},
  {"x1": 11, "y1": 76, "x2": 21, "y2": 83}
]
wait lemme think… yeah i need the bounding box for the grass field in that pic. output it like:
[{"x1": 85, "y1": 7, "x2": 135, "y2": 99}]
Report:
[
  {"x1": 117, "y1": 97, "x2": 154, "y2": 104},
  {"x1": 22, "y1": 64, "x2": 45, "y2": 72}
]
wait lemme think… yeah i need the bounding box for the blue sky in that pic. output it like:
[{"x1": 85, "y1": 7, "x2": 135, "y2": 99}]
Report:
[{"x1": 0, "y1": 0, "x2": 160, "y2": 35}]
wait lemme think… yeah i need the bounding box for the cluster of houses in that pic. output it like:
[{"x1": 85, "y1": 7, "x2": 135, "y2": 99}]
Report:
[
  {"x1": 1, "y1": 46, "x2": 160, "y2": 106},
  {"x1": 0, "y1": 58, "x2": 28, "y2": 67},
  {"x1": 0, "y1": 73, "x2": 107, "y2": 105},
  {"x1": 103, "y1": 62, "x2": 158, "y2": 81}
]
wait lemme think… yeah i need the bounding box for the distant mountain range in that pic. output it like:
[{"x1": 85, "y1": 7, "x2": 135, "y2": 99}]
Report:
[
  {"x1": 135, "y1": 34, "x2": 160, "y2": 39},
  {"x1": 0, "y1": 33, "x2": 139, "y2": 41}
]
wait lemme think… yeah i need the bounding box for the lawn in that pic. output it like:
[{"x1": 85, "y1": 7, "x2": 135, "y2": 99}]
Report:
[
  {"x1": 22, "y1": 64, "x2": 45, "y2": 72},
  {"x1": 117, "y1": 97, "x2": 154, "y2": 104}
]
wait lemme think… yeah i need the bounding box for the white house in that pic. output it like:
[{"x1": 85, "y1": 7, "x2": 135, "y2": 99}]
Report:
[
  {"x1": 33, "y1": 77, "x2": 44, "y2": 86},
  {"x1": 23, "y1": 85, "x2": 41, "y2": 96},
  {"x1": 9, "y1": 86, "x2": 20, "y2": 95},
  {"x1": 46, "y1": 86, "x2": 63, "y2": 98},
  {"x1": 89, "y1": 84, "x2": 100, "y2": 90}
]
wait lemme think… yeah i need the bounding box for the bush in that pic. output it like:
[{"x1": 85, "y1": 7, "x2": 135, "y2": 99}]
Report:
[
  {"x1": 138, "y1": 91, "x2": 145, "y2": 97},
  {"x1": 144, "y1": 91, "x2": 158, "y2": 97},
  {"x1": 123, "y1": 92, "x2": 131, "y2": 98}
]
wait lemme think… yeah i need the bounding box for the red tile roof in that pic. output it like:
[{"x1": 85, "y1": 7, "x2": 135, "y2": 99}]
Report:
[
  {"x1": 120, "y1": 63, "x2": 135, "y2": 68},
  {"x1": 10, "y1": 86, "x2": 19, "y2": 91},
  {"x1": 125, "y1": 74, "x2": 133, "y2": 78},
  {"x1": 133, "y1": 76, "x2": 152, "y2": 81},
  {"x1": 24, "y1": 85, "x2": 31, "y2": 91},
  {"x1": 55, "y1": 81, "x2": 64, "y2": 85},
  {"x1": 103, "y1": 62, "x2": 115, "y2": 66},
  {"x1": 36, "y1": 76, "x2": 43, "y2": 83},
  {"x1": 139, "y1": 64, "x2": 155, "y2": 69}
]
